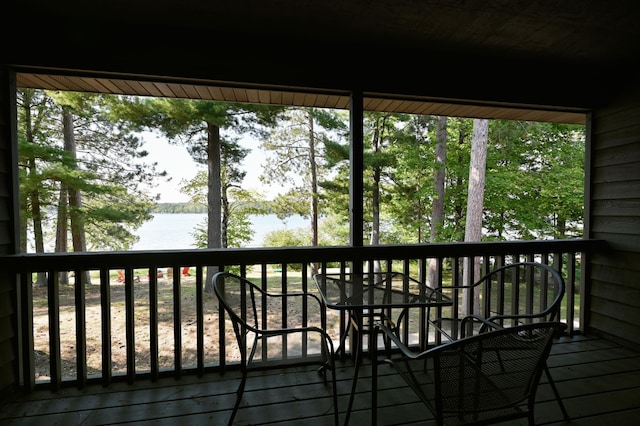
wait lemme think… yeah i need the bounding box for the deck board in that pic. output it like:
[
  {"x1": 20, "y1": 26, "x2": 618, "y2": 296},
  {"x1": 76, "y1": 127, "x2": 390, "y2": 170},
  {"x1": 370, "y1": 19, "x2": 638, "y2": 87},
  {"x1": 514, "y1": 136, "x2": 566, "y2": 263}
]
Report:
[{"x1": 2, "y1": 335, "x2": 640, "y2": 425}]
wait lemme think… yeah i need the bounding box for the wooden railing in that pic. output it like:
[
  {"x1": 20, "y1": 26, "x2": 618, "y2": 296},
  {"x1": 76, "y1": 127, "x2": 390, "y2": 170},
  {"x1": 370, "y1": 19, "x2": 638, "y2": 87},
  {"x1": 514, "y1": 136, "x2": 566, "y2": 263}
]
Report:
[{"x1": 2, "y1": 239, "x2": 605, "y2": 392}]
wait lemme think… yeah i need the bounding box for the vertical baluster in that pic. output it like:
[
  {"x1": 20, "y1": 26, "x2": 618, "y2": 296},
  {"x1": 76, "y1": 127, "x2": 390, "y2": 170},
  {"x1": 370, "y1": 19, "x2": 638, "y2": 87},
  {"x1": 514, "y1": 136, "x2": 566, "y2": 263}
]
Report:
[
  {"x1": 481, "y1": 255, "x2": 491, "y2": 319},
  {"x1": 301, "y1": 263, "x2": 309, "y2": 359},
  {"x1": 74, "y1": 267, "x2": 87, "y2": 388},
  {"x1": 173, "y1": 265, "x2": 182, "y2": 378},
  {"x1": 495, "y1": 255, "x2": 506, "y2": 320},
  {"x1": 19, "y1": 268, "x2": 35, "y2": 391},
  {"x1": 281, "y1": 264, "x2": 288, "y2": 361},
  {"x1": 539, "y1": 254, "x2": 550, "y2": 319},
  {"x1": 511, "y1": 255, "x2": 521, "y2": 323},
  {"x1": 417, "y1": 256, "x2": 427, "y2": 350},
  {"x1": 566, "y1": 253, "x2": 577, "y2": 336},
  {"x1": 149, "y1": 266, "x2": 159, "y2": 381},
  {"x1": 100, "y1": 268, "x2": 112, "y2": 386},
  {"x1": 218, "y1": 265, "x2": 228, "y2": 371},
  {"x1": 47, "y1": 269, "x2": 61, "y2": 391},
  {"x1": 196, "y1": 265, "x2": 204, "y2": 375},
  {"x1": 124, "y1": 267, "x2": 135, "y2": 384},
  {"x1": 259, "y1": 264, "x2": 269, "y2": 361},
  {"x1": 451, "y1": 257, "x2": 461, "y2": 339},
  {"x1": 525, "y1": 258, "x2": 536, "y2": 317}
]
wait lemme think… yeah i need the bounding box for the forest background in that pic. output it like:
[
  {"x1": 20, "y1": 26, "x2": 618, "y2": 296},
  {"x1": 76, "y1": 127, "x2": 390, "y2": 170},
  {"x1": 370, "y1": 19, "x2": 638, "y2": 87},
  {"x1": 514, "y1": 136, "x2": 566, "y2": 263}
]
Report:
[{"x1": 17, "y1": 88, "x2": 585, "y2": 286}]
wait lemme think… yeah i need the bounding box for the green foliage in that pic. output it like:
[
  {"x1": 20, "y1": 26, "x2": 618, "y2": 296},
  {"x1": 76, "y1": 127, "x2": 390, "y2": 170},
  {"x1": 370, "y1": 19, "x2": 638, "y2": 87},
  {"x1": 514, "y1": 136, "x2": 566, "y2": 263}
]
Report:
[
  {"x1": 17, "y1": 89, "x2": 161, "y2": 252},
  {"x1": 317, "y1": 213, "x2": 349, "y2": 246},
  {"x1": 482, "y1": 121, "x2": 584, "y2": 239},
  {"x1": 263, "y1": 228, "x2": 310, "y2": 248},
  {"x1": 318, "y1": 114, "x2": 584, "y2": 245}
]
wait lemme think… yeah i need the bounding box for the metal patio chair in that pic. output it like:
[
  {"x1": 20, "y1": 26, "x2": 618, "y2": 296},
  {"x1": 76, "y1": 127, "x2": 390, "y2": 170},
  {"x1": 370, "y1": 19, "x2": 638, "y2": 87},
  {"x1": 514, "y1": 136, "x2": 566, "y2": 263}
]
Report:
[
  {"x1": 419, "y1": 261, "x2": 570, "y2": 421},
  {"x1": 378, "y1": 321, "x2": 565, "y2": 426},
  {"x1": 213, "y1": 271, "x2": 339, "y2": 426}
]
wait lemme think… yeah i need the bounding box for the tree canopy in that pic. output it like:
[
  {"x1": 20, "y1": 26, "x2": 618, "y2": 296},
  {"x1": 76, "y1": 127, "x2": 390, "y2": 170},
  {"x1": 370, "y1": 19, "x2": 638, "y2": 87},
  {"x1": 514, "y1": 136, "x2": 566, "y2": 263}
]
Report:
[{"x1": 17, "y1": 89, "x2": 586, "y2": 254}]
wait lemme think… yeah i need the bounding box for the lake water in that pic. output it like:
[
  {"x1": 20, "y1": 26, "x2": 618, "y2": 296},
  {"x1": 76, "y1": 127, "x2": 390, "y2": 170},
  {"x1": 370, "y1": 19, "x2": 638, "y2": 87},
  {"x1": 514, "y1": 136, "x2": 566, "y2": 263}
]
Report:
[{"x1": 131, "y1": 213, "x2": 307, "y2": 250}]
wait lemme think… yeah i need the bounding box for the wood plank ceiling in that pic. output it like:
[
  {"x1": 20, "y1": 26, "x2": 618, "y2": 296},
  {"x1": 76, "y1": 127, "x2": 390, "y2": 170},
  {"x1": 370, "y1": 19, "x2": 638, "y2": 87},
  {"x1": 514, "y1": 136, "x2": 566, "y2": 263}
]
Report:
[{"x1": 15, "y1": 72, "x2": 587, "y2": 125}]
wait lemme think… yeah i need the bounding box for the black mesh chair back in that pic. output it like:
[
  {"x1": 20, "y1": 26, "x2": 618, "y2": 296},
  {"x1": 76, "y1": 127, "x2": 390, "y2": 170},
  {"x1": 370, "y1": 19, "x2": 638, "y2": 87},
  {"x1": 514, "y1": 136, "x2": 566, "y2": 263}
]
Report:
[
  {"x1": 383, "y1": 321, "x2": 564, "y2": 426},
  {"x1": 432, "y1": 261, "x2": 565, "y2": 340}
]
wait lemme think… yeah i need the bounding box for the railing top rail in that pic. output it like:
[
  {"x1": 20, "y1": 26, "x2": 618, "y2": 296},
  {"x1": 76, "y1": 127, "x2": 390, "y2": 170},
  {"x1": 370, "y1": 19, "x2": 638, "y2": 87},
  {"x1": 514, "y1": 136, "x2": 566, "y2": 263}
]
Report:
[{"x1": 0, "y1": 239, "x2": 606, "y2": 271}]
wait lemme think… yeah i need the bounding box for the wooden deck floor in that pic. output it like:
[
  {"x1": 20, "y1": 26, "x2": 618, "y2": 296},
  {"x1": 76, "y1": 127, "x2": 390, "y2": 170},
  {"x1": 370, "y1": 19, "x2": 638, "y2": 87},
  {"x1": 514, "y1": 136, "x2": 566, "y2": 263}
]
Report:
[{"x1": 2, "y1": 334, "x2": 640, "y2": 425}]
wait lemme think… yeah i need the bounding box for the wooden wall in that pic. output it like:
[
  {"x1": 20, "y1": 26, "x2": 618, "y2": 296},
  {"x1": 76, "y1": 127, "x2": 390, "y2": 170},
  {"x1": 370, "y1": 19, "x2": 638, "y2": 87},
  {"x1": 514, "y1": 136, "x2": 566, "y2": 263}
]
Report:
[
  {"x1": 589, "y1": 78, "x2": 640, "y2": 348},
  {"x1": 0, "y1": 66, "x2": 17, "y2": 396}
]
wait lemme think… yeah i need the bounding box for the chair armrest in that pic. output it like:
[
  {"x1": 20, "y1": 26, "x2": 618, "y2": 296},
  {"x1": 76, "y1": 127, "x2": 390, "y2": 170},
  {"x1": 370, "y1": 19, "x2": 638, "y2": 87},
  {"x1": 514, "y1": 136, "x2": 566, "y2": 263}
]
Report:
[
  {"x1": 265, "y1": 290, "x2": 326, "y2": 311},
  {"x1": 377, "y1": 321, "x2": 424, "y2": 359},
  {"x1": 460, "y1": 314, "x2": 504, "y2": 332}
]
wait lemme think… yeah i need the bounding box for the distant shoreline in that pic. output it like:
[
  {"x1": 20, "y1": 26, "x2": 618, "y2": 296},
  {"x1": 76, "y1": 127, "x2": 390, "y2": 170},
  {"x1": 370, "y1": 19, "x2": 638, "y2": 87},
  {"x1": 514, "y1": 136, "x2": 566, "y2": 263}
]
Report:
[{"x1": 152, "y1": 203, "x2": 207, "y2": 214}]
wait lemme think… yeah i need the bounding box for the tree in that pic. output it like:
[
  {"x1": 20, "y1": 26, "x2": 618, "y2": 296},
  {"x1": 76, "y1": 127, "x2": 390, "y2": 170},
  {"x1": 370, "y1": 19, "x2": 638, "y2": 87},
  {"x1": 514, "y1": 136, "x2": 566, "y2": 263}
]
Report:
[
  {"x1": 462, "y1": 118, "x2": 488, "y2": 314},
  {"x1": 260, "y1": 107, "x2": 346, "y2": 272},
  {"x1": 323, "y1": 112, "x2": 410, "y2": 249},
  {"x1": 428, "y1": 116, "x2": 448, "y2": 287},
  {"x1": 47, "y1": 92, "x2": 160, "y2": 252},
  {"x1": 482, "y1": 121, "x2": 585, "y2": 240},
  {"x1": 18, "y1": 89, "x2": 165, "y2": 259},
  {"x1": 17, "y1": 89, "x2": 60, "y2": 285},
  {"x1": 144, "y1": 98, "x2": 283, "y2": 289},
  {"x1": 59, "y1": 105, "x2": 90, "y2": 284},
  {"x1": 182, "y1": 171, "x2": 267, "y2": 249},
  {"x1": 431, "y1": 116, "x2": 448, "y2": 242}
]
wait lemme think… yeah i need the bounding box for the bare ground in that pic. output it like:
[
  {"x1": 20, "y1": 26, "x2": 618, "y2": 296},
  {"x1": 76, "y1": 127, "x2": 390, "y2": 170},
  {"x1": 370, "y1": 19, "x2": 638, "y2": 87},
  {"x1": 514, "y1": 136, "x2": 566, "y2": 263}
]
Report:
[{"x1": 31, "y1": 271, "x2": 337, "y2": 382}]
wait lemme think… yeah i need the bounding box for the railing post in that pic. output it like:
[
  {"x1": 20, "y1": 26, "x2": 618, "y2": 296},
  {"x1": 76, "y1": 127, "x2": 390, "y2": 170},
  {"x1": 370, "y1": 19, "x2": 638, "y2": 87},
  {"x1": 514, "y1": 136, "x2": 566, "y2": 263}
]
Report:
[{"x1": 47, "y1": 270, "x2": 61, "y2": 391}]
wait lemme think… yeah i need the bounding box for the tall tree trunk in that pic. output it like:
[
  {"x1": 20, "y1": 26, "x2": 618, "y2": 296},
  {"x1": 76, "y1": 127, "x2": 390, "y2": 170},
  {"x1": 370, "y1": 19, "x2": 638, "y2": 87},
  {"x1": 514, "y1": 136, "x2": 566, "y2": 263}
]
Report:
[
  {"x1": 556, "y1": 216, "x2": 567, "y2": 238},
  {"x1": 19, "y1": 187, "x2": 28, "y2": 254},
  {"x1": 452, "y1": 123, "x2": 466, "y2": 239},
  {"x1": 63, "y1": 106, "x2": 91, "y2": 285},
  {"x1": 462, "y1": 118, "x2": 488, "y2": 314},
  {"x1": 367, "y1": 117, "x2": 383, "y2": 274},
  {"x1": 28, "y1": 157, "x2": 47, "y2": 286},
  {"x1": 428, "y1": 116, "x2": 447, "y2": 288},
  {"x1": 221, "y1": 182, "x2": 229, "y2": 248},
  {"x1": 19, "y1": 92, "x2": 32, "y2": 254},
  {"x1": 56, "y1": 184, "x2": 69, "y2": 285},
  {"x1": 205, "y1": 122, "x2": 222, "y2": 293},
  {"x1": 307, "y1": 111, "x2": 319, "y2": 274},
  {"x1": 23, "y1": 94, "x2": 47, "y2": 285}
]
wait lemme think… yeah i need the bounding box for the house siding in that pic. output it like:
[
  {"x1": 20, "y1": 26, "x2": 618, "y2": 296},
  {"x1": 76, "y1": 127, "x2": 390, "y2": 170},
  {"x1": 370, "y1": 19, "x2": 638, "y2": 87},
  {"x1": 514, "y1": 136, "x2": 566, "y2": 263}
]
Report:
[
  {"x1": 0, "y1": 66, "x2": 17, "y2": 396},
  {"x1": 590, "y1": 79, "x2": 640, "y2": 347}
]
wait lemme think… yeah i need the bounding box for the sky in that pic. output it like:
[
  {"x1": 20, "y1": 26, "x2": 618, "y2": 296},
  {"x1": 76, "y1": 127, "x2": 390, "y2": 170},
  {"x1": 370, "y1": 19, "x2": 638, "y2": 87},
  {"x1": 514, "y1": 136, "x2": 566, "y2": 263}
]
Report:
[{"x1": 139, "y1": 132, "x2": 274, "y2": 203}]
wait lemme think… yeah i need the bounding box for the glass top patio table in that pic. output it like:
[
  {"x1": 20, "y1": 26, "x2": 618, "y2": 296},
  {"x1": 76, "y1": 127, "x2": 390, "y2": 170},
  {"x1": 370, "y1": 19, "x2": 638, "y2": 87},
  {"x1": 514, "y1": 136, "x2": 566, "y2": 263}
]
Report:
[
  {"x1": 313, "y1": 271, "x2": 452, "y2": 311},
  {"x1": 312, "y1": 271, "x2": 453, "y2": 426}
]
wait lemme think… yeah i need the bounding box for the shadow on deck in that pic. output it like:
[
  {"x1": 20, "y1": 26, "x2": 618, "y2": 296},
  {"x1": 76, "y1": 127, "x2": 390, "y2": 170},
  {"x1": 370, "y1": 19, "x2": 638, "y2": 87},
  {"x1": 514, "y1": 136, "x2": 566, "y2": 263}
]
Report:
[{"x1": 2, "y1": 334, "x2": 640, "y2": 425}]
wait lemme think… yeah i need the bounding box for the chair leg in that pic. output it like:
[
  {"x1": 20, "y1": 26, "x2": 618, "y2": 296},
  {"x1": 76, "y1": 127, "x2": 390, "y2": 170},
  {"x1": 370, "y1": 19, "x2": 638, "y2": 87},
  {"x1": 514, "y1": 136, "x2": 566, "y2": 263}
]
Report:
[
  {"x1": 228, "y1": 373, "x2": 247, "y2": 426},
  {"x1": 545, "y1": 364, "x2": 570, "y2": 421},
  {"x1": 344, "y1": 337, "x2": 364, "y2": 426},
  {"x1": 330, "y1": 366, "x2": 340, "y2": 426}
]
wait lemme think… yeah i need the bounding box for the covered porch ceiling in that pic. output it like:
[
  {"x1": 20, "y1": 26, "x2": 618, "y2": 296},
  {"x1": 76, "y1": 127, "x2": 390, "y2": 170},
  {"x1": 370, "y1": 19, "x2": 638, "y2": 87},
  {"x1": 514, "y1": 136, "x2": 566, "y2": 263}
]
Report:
[
  {"x1": 15, "y1": 71, "x2": 587, "y2": 125},
  {"x1": 13, "y1": 1, "x2": 640, "y2": 126}
]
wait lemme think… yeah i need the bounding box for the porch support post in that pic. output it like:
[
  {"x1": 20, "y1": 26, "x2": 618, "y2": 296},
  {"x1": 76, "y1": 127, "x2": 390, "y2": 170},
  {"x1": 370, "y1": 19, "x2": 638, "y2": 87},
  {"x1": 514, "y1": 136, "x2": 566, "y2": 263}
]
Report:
[
  {"x1": 0, "y1": 65, "x2": 22, "y2": 395},
  {"x1": 349, "y1": 89, "x2": 364, "y2": 253}
]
